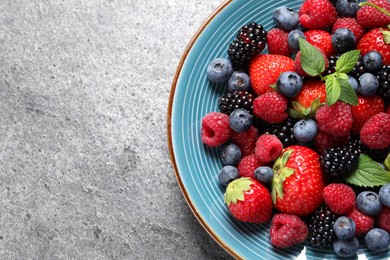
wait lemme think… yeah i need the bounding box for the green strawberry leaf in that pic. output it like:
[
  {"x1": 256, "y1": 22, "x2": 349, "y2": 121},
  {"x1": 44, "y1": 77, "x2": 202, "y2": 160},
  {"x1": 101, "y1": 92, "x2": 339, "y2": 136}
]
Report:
[
  {"x1": 381, "y1": 29, "x2": 390, "y2": 44},
  {"x1": 325, "y1": 74, "x2": 341, "y2": 106},
  {"x1": 272, "y1": 149, "x2": 295, "y2": 203},
  {"x1": 338, "y1": 78, "x2": 358, "y2": 105},
  {"x1": 298, "y1": 38, "x2": 326, "y2": 77},
  {"x1": 224, "y1": 177, "x2": 252, "y2": 205},
  {"x1": 289, "y1": 98, "x2": 323, "y2": 119},
  {"x1": 335, "y1": 50, "x2": 361, "y2": 74},
  {"x1": 345, "y1": 154, "x2": 390, "y2": 187},
  {"x1": 385, "y1": 153, "x2": 390, "y2": 171},
  {"x1": 288, "y1": 108, "x2": 302, "y2": 119},
  {"x1": 281, "y1": 149, "x2": 293, "y2": 166}
]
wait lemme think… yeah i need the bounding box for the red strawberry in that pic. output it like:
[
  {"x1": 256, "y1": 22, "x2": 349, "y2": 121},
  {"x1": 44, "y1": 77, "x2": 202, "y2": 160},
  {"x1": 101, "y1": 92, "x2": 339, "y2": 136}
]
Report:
[
  {"x1": 299, "y1": 0, "x2": 337, "y2": 29},
  {"x1": 272, "y1": 145, "x2": 324, "y2": 216},
  {"x1": 201, "y1": 112, "x2": 231, "y2": 147},
  {"x1": 323, "y1": 183, "x2": 356, "y2": 215},
  {"x1": 332, "y1": 18, "x2": 364, "y2": 42},
  {"x1": 255, "y1": 134, "x2": 283, "y2": 163},
  {"x1": 225, "y1": 177, "x2": 273, "y2": 223},
  {"x1": 267, "y1": 28, "x2": 291, "y2": 56},
  {"x1": 249, "y1": 54, "x2": 295, "y2": 95},
  {"x1": 356, "y1": 0, "x2": 390, "y2": 30},
  {"x1": 231, "y1": 126, "x2": 258, "y2": 156},
  {"x1": 238, "y1": 154, "x2": 267, "y2": 178},
  {"x1": 360, "y1": 112, "x2": 390, "y2": 149},
  {"x1": 253, "y1": 91, "x2": 288, "y2": 124},
  {"x1": 315, "y1": 101, "x2": 353, "y2": 137},
  {"x1": 347, "y1": 207, "x2": 375, "y2": 237},
  {"x1": 351, "y1": 95, "x2": 385, "y2": 135},
  {"x1": 357, "y1": 28, "x2": 390, "y2": 66},
  {"x1": 270, "y1": 214, "x2": 309, "y2": 248},
  {"x1": 304, "y1": 30, "x2": 334, "y2": 57},
  {"x1": 294, "y1": 49, "x2": 329, "y2": 77},
  {"x1": 293, "y1": 80, "x2": 327, "y2": 108}
]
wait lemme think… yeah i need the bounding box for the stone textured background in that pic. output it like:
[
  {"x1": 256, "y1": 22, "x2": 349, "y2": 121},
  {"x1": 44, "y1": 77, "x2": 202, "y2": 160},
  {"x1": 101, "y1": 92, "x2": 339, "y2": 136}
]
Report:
[{"x1": 0, "y1": 0, "x2": 234, "y2": 259}]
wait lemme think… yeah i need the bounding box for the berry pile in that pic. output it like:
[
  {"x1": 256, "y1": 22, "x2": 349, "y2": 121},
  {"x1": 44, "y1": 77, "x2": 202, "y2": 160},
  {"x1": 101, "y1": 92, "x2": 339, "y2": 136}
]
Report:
[{"x1": 201, "y1": 0, "x2": 390, "y2": 257}]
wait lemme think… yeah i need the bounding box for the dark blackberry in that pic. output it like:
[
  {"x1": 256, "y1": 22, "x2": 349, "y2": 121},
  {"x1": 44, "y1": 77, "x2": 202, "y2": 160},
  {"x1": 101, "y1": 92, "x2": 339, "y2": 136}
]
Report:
[
  {"x1": 376, "y1": 65, "x2": 390, "y2": 103},
  {"x1": 228, "y1": 22, "x2": 267, "y2": 69},
  {"x1": 320, "y1": 140, "x2": 360, "y2": 180},
  {"x1": 324, "y1": 54, "x2": 340, "y2": 75},
  {"x1": 218, "y1": 90, "x2": 254, "y2": 116},
  {"x1": 262, "y1": 118, "x2": 297, "y2": 147},
  {"x1": 307, "y1": 205, "x2": 338, "y2": 249},
  {"x1": 324, "y1": 55, "x2": 365, "y2": 80}
]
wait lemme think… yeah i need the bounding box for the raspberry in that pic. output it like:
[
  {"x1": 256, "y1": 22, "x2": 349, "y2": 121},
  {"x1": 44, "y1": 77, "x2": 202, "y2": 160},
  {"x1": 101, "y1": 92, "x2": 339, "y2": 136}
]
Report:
[
  {"x1": 304, "y1": 30, "x2": 334, "y2": 57},
  {"x1": 378, "y1": 207, "x2": 390, "y2": 233},
  {"x1": 253, "y1": 92, "x2": 288, "y2": 124},
  {"x1": 314, "y1": 131, "x2": 350, "y2": 154},
  {"x1": 270, "y1": 214, "x2": 309, "y2": 248},
  {"x1": 332, "y1": 18, "x2": 364, "y2": 42},
  {"x1": 201, "y1": 112, "x2": 231, "y2": 147},
  {"x1": 323, "y1": 184, "x2": 356, "y2": 215},
  {"x1": 231, "y1": 126, "x2": 258, "y2": 156},
  {"x1": 237, "y1": 154, "x2": 267, "y2": 178},
  {"x1": 315, "y1": 101, "x2": 353, "y2": 137},
  {"x1": 255, "y1": 134, "x2": 283, "y2": 163},
  {"x1": 267, "y1": 28, "x2": 291, "y2": 56},
  {"x1": 356, "y1": 0, "x2": 390, "y2": 30},
  {"x1": 360, "y1": 112, "x2": 390, "y2": 150},
  {"x1": 299, "y1": 0, "x2": 337, "y2": 29},
  {"x1": 347, "y1": 207, "x2": 375, "y2": 237}
]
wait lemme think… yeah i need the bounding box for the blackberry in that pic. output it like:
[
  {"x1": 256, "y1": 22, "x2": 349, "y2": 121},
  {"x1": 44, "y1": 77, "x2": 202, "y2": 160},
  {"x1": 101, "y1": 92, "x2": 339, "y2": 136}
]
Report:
[
  {"x1": 320, "y1": 140, "x2": 360, "y2": 180},
  {"x1": 376, "y1": 65, "x2": 390, "y2": 103},
  {"x1": 307, "y1": 205, "x2": 338, "y2": 249},
  {"x1": 218, "y1": 90, "x2": 254, "y2": 116},
  {"x1": 228, "y1": 22, "x2": 267, "y2": 69},
  {"x1": 262, "y1": 118, "x2": 297, "y2": 147},
  {"x1": 325, "y1": 55, "x2": 365, "y2": 80}
]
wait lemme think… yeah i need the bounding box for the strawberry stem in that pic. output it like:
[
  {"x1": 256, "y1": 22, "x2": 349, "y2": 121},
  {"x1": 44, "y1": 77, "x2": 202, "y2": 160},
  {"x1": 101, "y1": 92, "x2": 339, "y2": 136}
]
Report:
[{"x1": 359, "y1": 2, "x2": 390, "y2": 17}]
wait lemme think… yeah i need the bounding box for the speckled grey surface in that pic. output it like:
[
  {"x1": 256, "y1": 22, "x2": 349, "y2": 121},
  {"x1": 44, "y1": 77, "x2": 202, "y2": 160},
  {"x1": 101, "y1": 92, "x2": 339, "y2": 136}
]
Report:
[{"x1": 0, "y1": 0, "x2": 233, "y2": 259}]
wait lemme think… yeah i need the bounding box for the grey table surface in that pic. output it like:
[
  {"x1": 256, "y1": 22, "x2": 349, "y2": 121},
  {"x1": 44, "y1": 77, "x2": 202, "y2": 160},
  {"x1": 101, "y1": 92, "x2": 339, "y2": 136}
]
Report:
[{"x1": 0, "y1": 0, "x2": 236, "y2": 259}]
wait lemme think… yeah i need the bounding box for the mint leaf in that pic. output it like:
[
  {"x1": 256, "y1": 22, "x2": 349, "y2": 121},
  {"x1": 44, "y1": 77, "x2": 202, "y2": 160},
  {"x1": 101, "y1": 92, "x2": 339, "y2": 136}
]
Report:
[
  {"x1": 385, "y1": 153, "x2": 390, "y2": 171},
  {"x1": 336, "y1": 50, "x2": 361, "y2": 74},
  {"x1": 345, "y1": 154, "x2": 390, "y2": 187},
  {"x1": 325, "y1": 74, "x2": 341, "y2": 106},
  {"x1": 298, "y1": 38, "x2": 326, "y2": 77},
  {"x1": 337, "y1": 72, "x2": 349, "y2": 80},
  {"x1": 338, "y1": 78, "x2": 358, "y2": 105}
]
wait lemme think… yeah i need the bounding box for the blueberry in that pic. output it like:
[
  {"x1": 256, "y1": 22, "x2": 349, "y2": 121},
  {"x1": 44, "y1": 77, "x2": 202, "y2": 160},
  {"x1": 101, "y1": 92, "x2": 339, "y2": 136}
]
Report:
[
  {"x1": 348, "y1": 75, "x2": 359, "y2": 93},
  {"x1": 332, "y1": 28, "x2": 356, "y2": 54},
  {"x1": 379, "y1": 183, "x2": 390, "y2": 207},
  {"x1": 365, "y1": 228, "x2": 390, "y2": 252},
  {"x1": 335, "y1": 0, "x2": 363, "y2": 17},
  {"x1": 288, "y1": 29, "x2": 306, "y2": 53},
  {"x1": 220, "y1": 143, "x2": 241, "y2": 166},
  {"x1": 254, "y1": 166, "x2": 274, "y2": 183},
  {"x1": 359, "y1": 73, "x2": 379, "y2": 96},
  {"x1": 333, "y1": 237, "x2": 359, "y2": 257},
  {"x1": 276, "y1": 71, "x2": 303, "y2": 97},
  {"x1": 363, "y1": 51, "x2": 383, "y2": 73},
  {"x1": 356, "y1": 191, "x2": 382, "y2": 216},
  {"x1": 228, "y1": 71, "x2": 251, "y2": 92},
  {"x1": 218, "y1": 166, "x2": 240, "y2": 187},
  {"x1": 207, "y1": 58, "x2": 233, "y2": 83},
  {"x1": 334, "y1": 217, "x2": 356, "y2": 239},
  {"x1": 293, "y1": 119, "x2": 318, "y2": 143},
  {"x1": 273, "y1": 6, "x2": 299, "y2": 31},
  {"x1": 229, "y1": 108, "x2": 252, "y2": 132}
]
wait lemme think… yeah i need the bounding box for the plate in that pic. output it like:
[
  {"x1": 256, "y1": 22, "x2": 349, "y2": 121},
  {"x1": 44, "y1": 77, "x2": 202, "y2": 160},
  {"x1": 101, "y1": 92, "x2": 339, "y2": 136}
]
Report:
[{"x1": 167, "y1": 0, "x2": 390, "y2": 259}]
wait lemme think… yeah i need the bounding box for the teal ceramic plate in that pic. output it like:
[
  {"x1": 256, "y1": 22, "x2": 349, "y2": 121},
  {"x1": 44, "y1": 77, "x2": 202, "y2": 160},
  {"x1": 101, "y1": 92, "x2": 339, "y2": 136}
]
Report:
[{"x1": 167, "y1": 0, "x2": 389, "y2": 259}]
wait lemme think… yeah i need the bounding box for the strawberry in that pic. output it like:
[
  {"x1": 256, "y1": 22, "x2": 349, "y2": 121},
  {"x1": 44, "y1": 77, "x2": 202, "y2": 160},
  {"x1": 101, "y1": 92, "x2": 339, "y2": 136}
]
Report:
[
  {"x1": 225, "y1": 177, "x2": 273, "y2": 223},
  {"x1": 272, "y1": 145, "x2": 324, "y2": 216},
  {"x1": 356, "y1": 0, "x2": 390, "y2": 30},
  {"x1": 249, "y1": 54, "x2": 295, "y2": 95},
  {"x1": 357, "y1": 28, "x2": 390, "y2": 66},
  {"x1": 351, "y1": 95, "x2": 385, "y2": 135},
  {"x1": 304, "y1": 30, "x2": 334, "y2": 57},
  {"x1": 332, "y1": 18, "x2": 364, "y2": 42},
  {"x1": 299, "y1": 0, "x2": 337, "y2": 29},
  {"x1": 267, "y1": 28, "x2": 291, "y2": 56}
]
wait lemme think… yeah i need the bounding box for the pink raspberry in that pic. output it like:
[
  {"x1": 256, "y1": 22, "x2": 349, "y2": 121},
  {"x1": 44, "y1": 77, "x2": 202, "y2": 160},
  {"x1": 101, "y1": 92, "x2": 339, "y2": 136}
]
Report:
[
  {"x1": 237, "y1": 154, "x2": 268, "y2": 178},
  {"x1": 253, "y1": 92, "x2": 288, "y2": 124},
  {"x1": 201, "y1": 112, "x2": 231, "y2": 147},
  {"x1": 267, "y1": 28, "x2": 291, "y2": 56},
  {"x1": 314, "y1": 131, "x2": 350, "y2": 153},
  {"x1": 315, "y1": 101, "x2": 353, "y2": 137},
  {"x1": 255, "y1": 134, "x2": 283, "y2": 163},
  {"x1": 360, "y1": 112, "x2": 390, "y2": 150},
  {"x1": 323, "y1": 183, "x2": 356, "y2": 215},
  {"x1": 270, "y1": 214, "x2": 309, "y2": 248},
  {"x1": 231, "y1": 126, "x2": 258, "y2": 156},
  {"x1": 378, "y1": 207, "x2": 390, "y2": 233},
  {"x1": 347, "y1": 207, "x2": 375, "y2": 237}
]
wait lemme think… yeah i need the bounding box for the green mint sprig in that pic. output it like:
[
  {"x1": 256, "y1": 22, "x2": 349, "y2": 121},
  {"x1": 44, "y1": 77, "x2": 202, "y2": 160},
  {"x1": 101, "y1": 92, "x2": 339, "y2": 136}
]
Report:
[{"x1": 298, "y1": 38, "x2": 359, "y2": 106}]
